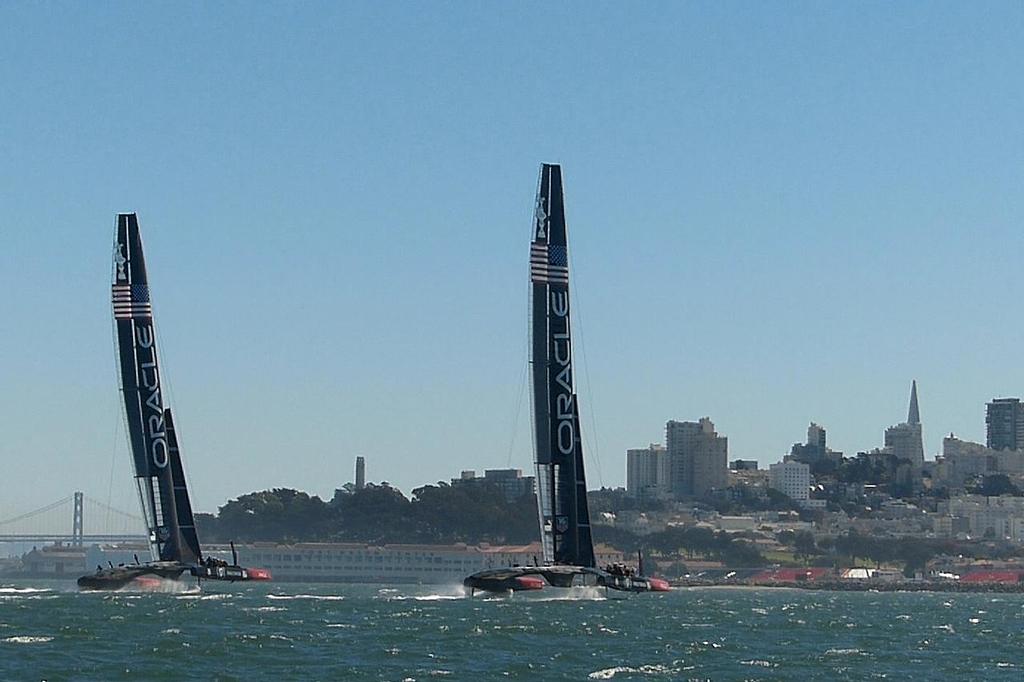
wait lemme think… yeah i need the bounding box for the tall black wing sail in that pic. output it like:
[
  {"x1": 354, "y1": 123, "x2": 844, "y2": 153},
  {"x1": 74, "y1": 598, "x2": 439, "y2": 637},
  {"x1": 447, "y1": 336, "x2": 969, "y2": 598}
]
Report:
[
  {"x1": 112, "y1": 213, "x2": 187, "y2": 563},
  {"x1": 529, "y1": 164, "x2": 595, "y2": 568},
  {"x1": 165, "y1": 408, "x2": 202, "y2": 564}
]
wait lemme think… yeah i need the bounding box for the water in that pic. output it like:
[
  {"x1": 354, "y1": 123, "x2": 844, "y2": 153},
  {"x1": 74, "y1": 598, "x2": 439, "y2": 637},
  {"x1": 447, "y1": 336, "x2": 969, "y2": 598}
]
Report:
[{"x1": 2, "y1": 580, "x2": 1023, "y2": 680}]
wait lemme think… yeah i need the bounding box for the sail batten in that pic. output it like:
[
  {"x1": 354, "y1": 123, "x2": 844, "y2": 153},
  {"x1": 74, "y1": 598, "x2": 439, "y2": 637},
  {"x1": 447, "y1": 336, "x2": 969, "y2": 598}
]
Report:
[{"x1": 529, "y1": 165, "x2": 595, "y2": 568}]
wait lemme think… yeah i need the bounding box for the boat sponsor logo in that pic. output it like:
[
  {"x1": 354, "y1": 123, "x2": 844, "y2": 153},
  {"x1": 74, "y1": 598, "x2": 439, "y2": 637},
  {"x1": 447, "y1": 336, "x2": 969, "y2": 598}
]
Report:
[
  {"x1": 535, "y1": 195, "x2": 547, "y2": 239},
  {"x1": 135, "y1": 325, "x2": 169, "y2": 470},
  {"x1": 530, "y1": 243, "x2": 569, "y2": 285},
  {"x1": 555, "y1": 516, "x2": 569, "y2": 533},
  {"x1": 114, "y1": 243, "x2": 127, "y2": 281},
  {"x1": 550, "y1": 290, "x2": 575, "y2": 456},
  {"x1": 113, "y1": 284, "x2": 153, "y2": 319}
]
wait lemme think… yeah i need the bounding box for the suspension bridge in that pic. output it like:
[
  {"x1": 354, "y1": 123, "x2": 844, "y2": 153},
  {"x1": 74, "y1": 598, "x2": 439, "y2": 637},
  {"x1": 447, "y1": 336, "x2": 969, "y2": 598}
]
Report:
[{"x1": 0, "y1": 493, "x2": 145, "y2": 544}]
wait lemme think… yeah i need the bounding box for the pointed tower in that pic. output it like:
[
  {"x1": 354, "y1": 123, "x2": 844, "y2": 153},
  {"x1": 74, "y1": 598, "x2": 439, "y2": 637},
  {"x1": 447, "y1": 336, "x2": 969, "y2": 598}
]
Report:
[
  {"x1": 908, "y1": 380, "x2": 921, "y2": 425},
  {"x1": 884, "y1": 380, "x2": 926, "y2": 477}
]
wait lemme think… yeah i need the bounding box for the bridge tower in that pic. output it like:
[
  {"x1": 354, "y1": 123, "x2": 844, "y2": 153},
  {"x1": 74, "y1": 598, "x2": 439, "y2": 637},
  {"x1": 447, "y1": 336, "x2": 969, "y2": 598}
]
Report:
[{"x1": 72, "y1": 491, "x2": 84, "y2": 547}]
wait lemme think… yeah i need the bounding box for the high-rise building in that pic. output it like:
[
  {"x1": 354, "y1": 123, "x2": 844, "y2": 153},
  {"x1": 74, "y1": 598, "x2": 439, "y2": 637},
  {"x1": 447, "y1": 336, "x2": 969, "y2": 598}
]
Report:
[
  {"x1": 908, "y1": 380, "x2": 921, "y2": 425},
  {"x1": 626, "y1": 444, "x2": 669, "y2": 500},
  {"x1": 986, "y1": 398, "x2": 1024, "y2": 451},
  {"x1": 883, "y1": 381, "x2": 925, "y2": 468},
  {"x1": 666, "y1": 417, "x2": 728, "y2": 498},
  {"x1": 729, "y1": 460, "x2": 759, "y2": 471},
  {"x1": 790, "y1": 422, "x2": 842, "y2": 466},
  {"x1": 355, "y1": 456, "x2": 366, "y2": 490},
  {"x1": 808, "y1": 423, "x2": 826, "y2": 449},
  {"x1": 450, "y1": 468, "x2": 536, "y2": 502},
  {"x1": 769, "y1": 460, "x2": 810, "y2": 503}
]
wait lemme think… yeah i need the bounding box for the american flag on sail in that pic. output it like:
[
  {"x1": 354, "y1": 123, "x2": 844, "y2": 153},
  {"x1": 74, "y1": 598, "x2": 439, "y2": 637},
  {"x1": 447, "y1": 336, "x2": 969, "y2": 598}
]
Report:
[
  {"x1": 530, "y1": 243, "x2": 569, "y2": 284},
  {"x1": 112, "y1": 284, "x2": 152, "y2": 319}
]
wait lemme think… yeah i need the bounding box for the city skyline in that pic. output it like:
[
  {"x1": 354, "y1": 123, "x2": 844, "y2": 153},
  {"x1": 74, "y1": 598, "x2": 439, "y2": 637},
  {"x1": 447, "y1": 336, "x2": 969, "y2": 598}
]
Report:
[{"x1": 2, "y1": 3, "x2": 1023, "y2": 515}]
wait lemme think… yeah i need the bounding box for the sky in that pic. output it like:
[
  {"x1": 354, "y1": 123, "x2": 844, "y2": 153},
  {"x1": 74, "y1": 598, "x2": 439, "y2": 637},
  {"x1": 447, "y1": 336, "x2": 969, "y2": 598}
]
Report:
[{"x1": 1, "y1": 2, "x2": 1023, "y2": 520}]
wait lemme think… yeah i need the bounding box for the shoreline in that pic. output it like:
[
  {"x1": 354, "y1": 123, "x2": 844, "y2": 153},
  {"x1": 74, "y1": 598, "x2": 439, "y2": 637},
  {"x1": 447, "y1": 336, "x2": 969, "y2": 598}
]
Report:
[{"x1": 671, "y1": 579, "x2": 1024, "y2": 593}]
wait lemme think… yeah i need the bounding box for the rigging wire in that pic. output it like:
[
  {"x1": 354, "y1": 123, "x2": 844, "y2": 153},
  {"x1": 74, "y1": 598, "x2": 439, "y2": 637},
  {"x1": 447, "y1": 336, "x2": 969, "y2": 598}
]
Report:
[
  {"x1": 108, "y1": 229, "x2": 139, "y2": 532},
  {"x1": 503, "y1": 348, "x2": 529, "y2": 469},
  {"x1": 148, "y1": 242, "x2": 203, "y2": 522},
  {"x1": 106, "y1": 306, "x2": 126, "y2": 535},
  {"x1": 104, "y1": 413, "x2": 121, "y2": 534},
  {"x1": 567, "y1": 220, "x2": 605, "y2": 490},
  {"x1": 504, "y1": 272, "x2": 532, "y2": 469}
]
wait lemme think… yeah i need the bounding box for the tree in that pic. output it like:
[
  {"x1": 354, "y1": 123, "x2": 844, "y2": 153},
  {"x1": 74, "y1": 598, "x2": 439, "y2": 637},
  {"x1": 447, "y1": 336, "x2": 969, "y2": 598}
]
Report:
[
  {"x1": 969, "y1": 474, "x2": 1022, "y2": 497},
  {"x1": 793, "y1": 531, "x2": 817, "y2": 564},
  {"x1": 213, "y1": 488, "x2": 330, "y2": 542}
]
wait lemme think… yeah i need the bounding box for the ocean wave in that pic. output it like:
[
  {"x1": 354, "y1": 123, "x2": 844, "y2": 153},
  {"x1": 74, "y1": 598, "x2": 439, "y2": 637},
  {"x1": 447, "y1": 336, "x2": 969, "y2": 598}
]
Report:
[
  {"x1": 0, "y1": 595, "x2": 59, "y2": 602},
  {"x1": 267, "y1": 594, "x2": 345, "y2": 601},
  {"x1": 588, "y1": 664, "x2": 682, "y2": 679},
  {"x1": 2, "y1": 636, "x2": 54, "y2": 644},
  {"x1": 740, "y1": 659, "x2": 778, "y2": 668},
  {"x1": 387, "y1": 594, "x2": 463, "y2": 602},
  {"x1": 0, "y1": 587, "x2": 51, "y2": 594}
]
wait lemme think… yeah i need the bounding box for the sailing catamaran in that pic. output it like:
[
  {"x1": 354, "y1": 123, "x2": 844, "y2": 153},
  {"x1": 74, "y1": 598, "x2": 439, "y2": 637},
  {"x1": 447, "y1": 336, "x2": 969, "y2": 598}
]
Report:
[
  {"x1": 464, "y1": 165, "x2": 669, "y2": 595},
  {"x1": 78, "y1": 213, "x2": 270, "y2": 590}
]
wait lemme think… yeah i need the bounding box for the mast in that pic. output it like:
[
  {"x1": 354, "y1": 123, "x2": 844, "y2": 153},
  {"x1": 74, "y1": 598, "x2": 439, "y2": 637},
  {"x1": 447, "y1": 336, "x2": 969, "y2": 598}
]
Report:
[
  {"x1": 529, "y1": 164, "x2": 595, "y2": 568},
  {"x1": 112, "y1": 213, "x2": 187, "y2": 563}
]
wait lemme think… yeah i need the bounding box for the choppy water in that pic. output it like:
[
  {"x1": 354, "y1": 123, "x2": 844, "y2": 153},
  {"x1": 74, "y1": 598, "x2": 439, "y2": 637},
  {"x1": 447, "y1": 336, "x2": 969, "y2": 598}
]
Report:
[{"x1": 2, "y1": 580, "x2": 1023, "y2": 680}]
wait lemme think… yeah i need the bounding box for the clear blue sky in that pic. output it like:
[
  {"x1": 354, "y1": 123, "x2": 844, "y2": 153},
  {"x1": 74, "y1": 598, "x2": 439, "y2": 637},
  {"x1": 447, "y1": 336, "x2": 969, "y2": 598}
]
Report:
[{"x1": 1, "y1": 2, "x2": 1022, "y2": 518}]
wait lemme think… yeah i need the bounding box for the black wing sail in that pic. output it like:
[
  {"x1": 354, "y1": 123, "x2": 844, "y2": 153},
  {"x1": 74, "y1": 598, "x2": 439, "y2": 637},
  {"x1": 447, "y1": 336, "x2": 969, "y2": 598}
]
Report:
[
  {"x1": 165, "y1": 408, "x2": 202, "y2": 564},
  {"x1": 529, "y1": 164, "x2": 595, "y2": 568},
  {"x1": 112, "y1": 213, "x2": 187, "y2": 563}
]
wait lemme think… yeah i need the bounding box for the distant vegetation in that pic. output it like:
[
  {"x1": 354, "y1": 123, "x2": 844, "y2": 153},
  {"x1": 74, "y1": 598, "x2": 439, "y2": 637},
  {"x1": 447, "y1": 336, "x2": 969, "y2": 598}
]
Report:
[
  {"x1": 197, "y1": 483, "x2": 538, "y2": 546},
  {"x1": 197, "y1": 486, "x2": 1024, "y2": 576},
  {"x1": 197, "y1": 484, "x2": 772, "y2": 567}
]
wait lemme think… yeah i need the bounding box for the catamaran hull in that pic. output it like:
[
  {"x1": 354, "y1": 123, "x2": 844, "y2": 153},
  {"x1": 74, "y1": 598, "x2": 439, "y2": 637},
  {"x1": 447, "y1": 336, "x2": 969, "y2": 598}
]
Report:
[
  {"x1": 464, "y1": 565, "x2": 670, "y2": 594},
  {"x1": 77, "y1": 562, "x2": 190, "y2": 590},
  {"x1": 191, "y1": 565, "x2": 272, "y2": 582},
  {"x1": 78, "y1": 562, "x2": 272, "y2": 590}
]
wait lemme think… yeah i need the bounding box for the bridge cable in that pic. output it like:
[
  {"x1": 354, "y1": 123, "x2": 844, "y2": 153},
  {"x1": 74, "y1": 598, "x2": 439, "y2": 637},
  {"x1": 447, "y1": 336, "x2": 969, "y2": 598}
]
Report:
[{"x1": 0, "y1": 496, "x2": 73, "y2": 528}]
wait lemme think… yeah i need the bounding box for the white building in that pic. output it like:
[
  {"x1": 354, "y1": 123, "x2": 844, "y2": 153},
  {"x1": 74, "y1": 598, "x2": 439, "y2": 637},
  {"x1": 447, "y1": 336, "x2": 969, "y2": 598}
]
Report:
[
  {"x1": 769, "y1": 460, "x2": 810, "y2": 503},
  {"x1": 944, "y1": 495, "x2": 1024, "y2": 542},
  {"x1": 938, "y1": 435, "x2": 1024, "y2": 486},
  {"x1": 234, "y1": 542, "x2": 622, "y2": 583},
  {"x1": 666, "y1": 418, "x2": 728, "y2": 498},
  {"x1": 626, "y1": 444, "x2": 670, "y2": 499},
  {"x1": 87, "y1": 541, "x2": 625, "y2": 584}
]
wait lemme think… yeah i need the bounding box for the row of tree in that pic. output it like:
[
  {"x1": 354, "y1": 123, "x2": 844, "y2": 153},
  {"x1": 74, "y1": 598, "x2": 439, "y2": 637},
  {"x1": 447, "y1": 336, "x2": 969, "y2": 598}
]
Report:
[
  {"x1": 776, "y1": 528, "x2": 1024, "y2": 575},
  {"x1": 197, "y1": 483, "x2": 539, "y2": 546},
  {"x1": 197, "y1": 484, "x2": 771, "y2": 567},
  {"x1": 197, "y1": 485, "x2": 1024, "y2": 575}
]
